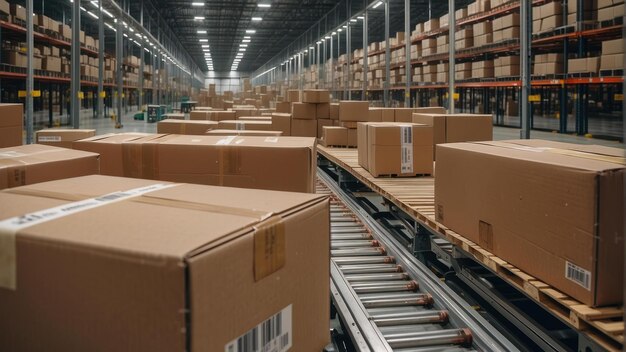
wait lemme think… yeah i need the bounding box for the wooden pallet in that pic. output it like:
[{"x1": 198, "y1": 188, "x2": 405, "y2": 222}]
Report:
[{"x1": 317, "y1": 145, "x2": 624, "y2": 351}]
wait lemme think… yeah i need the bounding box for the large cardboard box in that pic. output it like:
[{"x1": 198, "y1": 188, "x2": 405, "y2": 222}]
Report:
[
  {"x1": 302, "y1": 89, "x2": 330, "y2": 103},
  {"x1": 0, "y1": 104, "x2": 23, "y2": 148},
  {"x1": 271, "y1": 113, "x2": 292, "y2": 136},
  {"x1": 435, "y1": 140, "x2": 625, "y2": 306},
  {"x1": 321, "y1": 126, "x2": 348, "y2": 147},
  {"x1": 210, "y1": 111, "x2": 237, "y2": 121},
  {"x1": 600, "y1": 53, "x2": 624, "y2": 70},
  {"x1": 362, "y1": 123, "x2": 433, "y2": 177},
  {"x1": 292, "y1": 103, "x2": 316, "y2": 120},
  {"x1": 190, "y1": 111, "x2": 210, "y2": 120},
  {"x1": 73, "y1": 133, "x2": 161, "y2": 176},
  {"x1": 287, "y1": 90, "x2": 301, "y2": 103},
  {"x1": 602, "y1": 38, "x2": 624, "y2": 55},
  {"x1": 339, "y1": 101, "x2": 369, "y2": 121},
  {"x1": 317, "y1": 119, "x2": 334, "y2": 138},
  {"x1": 218, "y1": 120, "x2": 274, "y2": 131},
  {"x1": 35, "y1": 129, "x2": 96, "y2": 149},
  {"x1": 157, "y1": 120, "x2": 218, "y2": 135},
  {"x1": 0, "y1": 144, "x2": 99, "y2": 189},
  {"x1": 291, "y1": 119, "x2": 317, "y2": 138},
  {"x1": 329, "y1": 103, "x2": 339, "y2": 120},
  {"x1": 316, "y1": 103, "x2": 330, "y2": 119},
  {"x1": 0, "y1": 175, "x2": 330, "y2": 350},
  {"x1": 276, "y1": 101, "x2": 291, "y2": 113},
  {"x1": 397, "y1": 107, "x2": 446, "y2": 123},
  {"x1": 206, "y1": 130, "x2": 283, "y2": 137}
]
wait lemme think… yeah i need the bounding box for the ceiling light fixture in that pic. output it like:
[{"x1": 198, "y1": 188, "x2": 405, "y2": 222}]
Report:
[
  {"x1": 245, "y1": 29, "x2": 256, "y2": 33},
  {"x1": 258, "y1": 3, "x2": 271, "y2": 7},
  {"x1": 194, "y1": 16, "x2": 205, "y2": 20},
  {"x1": 242, "y1": 39, "x2": 251, "y2": 43},
  {"x1": 251, "y1": 17, "x2": 262, "y2": 21},
  {"x1": 192, "y1": 2, "x2": 204, "y2": 6},
  {"x1": 199, "y1": 39, "x2": 208, "y2": 42}
]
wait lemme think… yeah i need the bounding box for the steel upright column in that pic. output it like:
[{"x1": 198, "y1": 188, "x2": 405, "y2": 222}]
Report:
[
  {"x1": 405, "y1": 0, "x2": 411, "y2": 107},
  {"x1": 25, "y1": 0, "x2": 34, "y2": 143},
  {"x1": 138, "y1": 1, "x2": 144, "y2": 111},
  {"x1": 346, "y1": 0, "x2": 352, "y2": 99},
  {"x1": 71, "y1": 0, "x2": 80, "y2": 129},
  {"x1": 331, "y1": 35, "x2": 335, "y2": 93},
  {"x1": 363, "y1": 4, "x2": 368, "y2": 101},
  {"x1": 97, "y1": 0, "x2": 104, "y2": 119},
  {"x1": 520, "y1": 0, "x2": 531, "y2": 138},
  {"x1": 448, "y1": 0, "x2": 455, "y2": 113},
  {"x1": 116, "y1": 18, "x2": 123, "y2": 128},
  {"x1": 337, "y1": 31, "x2": 341, "y2": 95},
  {"x1": 384, "y1": 0, "x2": 390, "y2": 106}
]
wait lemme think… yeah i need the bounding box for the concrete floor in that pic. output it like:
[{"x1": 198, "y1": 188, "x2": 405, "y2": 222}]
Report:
[{"x1": 31, "y1": 107, "x2": 624, "y2": 149}]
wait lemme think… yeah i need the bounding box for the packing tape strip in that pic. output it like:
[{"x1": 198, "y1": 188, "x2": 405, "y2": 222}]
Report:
[{"x1": 0, "y1": 183, "x2": 177, "y2": 290}]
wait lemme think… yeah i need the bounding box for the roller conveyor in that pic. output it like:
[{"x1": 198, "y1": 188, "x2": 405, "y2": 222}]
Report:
[{"x1": 317, "y1": 176, "x2": 518, "y2": 352}]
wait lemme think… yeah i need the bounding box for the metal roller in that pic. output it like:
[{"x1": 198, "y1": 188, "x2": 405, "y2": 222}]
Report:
[
  {"x1": 344, "y1": 272, "x2": 409, "y2": 282},
  {"x1": 372, "y1": 310, "x2": 449, "y2": 326},
  {"x1": 331, "y1": 247, "x2": 385, "y2": 257},
  {"x1": 351, "y1": 280, "x2": 418, "y2": 294},
  {"x1": 395, "y1": 346, "x2": 475, "y2": 352},
  {"x1": 361, "y1": 293, "x2": 434, "y2": 308},
  {"x1": 331, "y1": 233, "x2": 373, "y2": 241},
  {"x1": 333, "y1": 256, "x2": 395, "y2": 265},
  {"x1": 385, "y1": 328, "x2": 473, "y2": 349},
  {"x1": 331, "y1": 227, "x2": 369, "y2": 234},
  {"x1": 331, "y1": 240, "x2": 379, "y2": 249},
  {"x1": 339, "y1": 264, "x2": 401, "y2": 274}
]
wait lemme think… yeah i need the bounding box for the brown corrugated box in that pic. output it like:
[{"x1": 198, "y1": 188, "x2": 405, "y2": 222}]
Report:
[
  {"x1": 435, "y1": 140, "x2": 625, "y2": 306},
  {"x1": 329, "y1": 103, "x2": 339, "y2": 120},
  {"x1": 271, "y1": 113, "x2": 292, "y2": 136},
  {"x1": 190, "y1": 111, "x2": 210, "y2": 120},
  {"x1": 156, "y1": 119, "x2": 218, "y2": 135},
  {"x1": 358, "y1": 123, "x2": 434, "y2": 177},
  {"x1": 0, "y1": 144, "x2": 99, "y2": 189},
  {"x1": 317, "y1": 119, "x2": 334, "y2": 138},
  {"x1": 35, "y1": 129, "x2": 96, "y2": 149},
  {"x1": 0, "y1": 103, "x2": 23, "y2": 148},
  {"x1": 218, "y1": 120, "x2": 274, "y2": 131},
  {"x1": 287, "y1": 90, "x2": 301, "y2": 103},
  {"x1": 0, "y1": 175, "x2": 330, "y2": 350},
  {"x1": 206, "y1": 130, "x2": 283, "y2": 136},
  {"x1": 339, "y1": 101, "x2": 369, "y2": 121},
  {"x1": 291, "y1": 119, "x2": 317, "y2": 137},
  {"x1": 321, "y1": 126, "x2": 348, "y2": 147},
  {"x1": 292, "y1": 103, "x2": 317, "y2": 120},
  {"x1": 73, "y1": 133, "x2": 163, "y2": 176},
  {"x1": 276, "y1": 101, "x2": 291, "y2": 113},
  {"x1": 602, "y1": 38, "x2": 624, "y2": 55},
  {"x1": 302, "y1": 89, "x2": 330, "y2": 103},
  {"x1": 600, "y1": 53, "x2": 624, "y2": 70},
  {"x1": 568, "y1": 57, "x2": 600, "y2": 73}
]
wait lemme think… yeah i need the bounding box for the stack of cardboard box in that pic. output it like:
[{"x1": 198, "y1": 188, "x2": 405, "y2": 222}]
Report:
[
  {"x1": 467, "y1": 0, "x2": 491, "y2": 15},
  {"x1": 567, "y1": 0, "x2": 595, "y2": 24},
  {"x1": 436, "y1": 35, "x2": 449, "y2": 54},
  {"x1": 533, "y1": 1, "x2": 563, "y2": 32},
  {"x1": 473, "y1": 21, "x2": 493, "y2": 47},
  {"x1": 533, "y1": 53, "x2": 563, "y2": 75},
  {"x1": 600, "y1": 38, "x2": 624, "y2": 71},
  {"x1": 597, "y1": 0, "x2": 625, "y2": 22},
  {"x1": 472, "y1": 60, "x2": 494, "y2": 78},
  {"x1": 455, "y1": 62, "x2": 472, "y2": 80},
  {"x1": 436, "y1": 63, "x2": 449, "y2": 82},
  {"x1": 494, "y1": 56, "x2": 520, "y2": 76},
  {"x1": 568, "y1": 56, "x2": 601, "y2": 74},
  {"x1": 493, "y1": 13, "x2": 519, "y2": 43},
  {"x1": 0, "y1": 104, "x2": 23, "y2": 148},
  {"x1": 455, "y1": 28, "x2": 474, "y2": 50}
]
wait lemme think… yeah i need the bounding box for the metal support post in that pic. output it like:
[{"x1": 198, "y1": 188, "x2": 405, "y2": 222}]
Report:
[
  {"x1": 337, "y1": 31, "x2": 341, "y2": 94},
  {"x1": 347, "y1": 0, "x2": 352, "y2": 99},
  {"x1": 116, "y1": 18, "x2": 123, "y2": 128},
  {"x1": 384, "y1": 0, "x2": 390, "y2": 107},
  {"x1": 448, "y1": 0, "x2": 455, "y2": 113},
  {"x1": 138, "y1": 1, "x2": 144, "y2": 111},
  {"x1": 323, "y1": 40, "x2": 327, "y2": 88},
  {"x1": 520, "y1": 0, "x2": 531, "y2": 138},
  {"x1": 405, "y1": 0, "x2": 411, "y2": 107},
  {"x1": 71, "y1": 0, "x2": 80, "y2": 129},
  {"x1": 25, "y1": 0, "x2": 34, "y2": 143},
  {"x1": 363, "y1": 3, "x2": 368, "y2": 101},
  {"x1": 97, "y1": 0, "x2": 104, "y2": 119},
  {"x1": 331, "y1": 35, "x2": 335, "y2": 93}
]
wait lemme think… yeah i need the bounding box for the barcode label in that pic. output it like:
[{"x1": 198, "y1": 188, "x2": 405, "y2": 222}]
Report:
[
  {"x1": 400, "y1": 126, "x2": 413, "y2": 174},
  {"x1": 225, "y1": 305, "x2": 292, "y2": 352},
  {"x1": 38, "y1": 136, "x2": 62, "y2": 142},
  {"x1": 565, "y1": 261, "x2": 591, "y2": 291}
]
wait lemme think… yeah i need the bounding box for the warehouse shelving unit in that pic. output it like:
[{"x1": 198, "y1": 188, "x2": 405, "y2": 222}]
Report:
[
  {"x1": 0, "y1": 0, "x2": 205, "y2": 141},
  {"x1": 251, "y1": 0, "x2": 624, "y2": 141}
]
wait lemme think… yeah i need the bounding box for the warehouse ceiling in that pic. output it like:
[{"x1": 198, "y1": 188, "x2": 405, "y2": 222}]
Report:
[{"x1": 146, "y1": 0, "x2": 340, "y2": 73}]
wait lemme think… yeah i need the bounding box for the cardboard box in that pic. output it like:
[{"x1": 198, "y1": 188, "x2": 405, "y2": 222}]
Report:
[
  {"x1": 329, "y1": 103, "x2": 339, "y2": 120},
  {"x1": 35, "y1": 129, "x2": 96, "y2": 149},
  {"x1": 600, "y1": 53, "x2": 624, "y2": 70},
  {"x1": 412, "y1": 113, "x2": 493, "y2": 158},
  {"x1": 217, "y1": 120, "x2": 273, "y2": 131},
  {"x1": 271, "y1": 113, "x2": 292, "y2": 136},
  {"x1": 292, "y1": 103, "x2": 316, "y2": 120},
  {"x1": 435, "y1": 140, "x2": 625, "y2": 306},
  {"x1": 317, "y1": 119, "x2": 334, "y2": 138},
  {"x1": 59, "y1": 24, "x2": 71, "y2": 39},
  {"x1": 0, "y1": 144, "x2": 99, "y2": 189},
  {"x1": 339, "y1": 101, "x2": 369, "y2": 121},
  {"x1": 157, "y1": 120, "x2": 218, "y2": 135},
  {"x1": 0, "y1": 0, "x2": 9, "y2": 15},
  {"x1": 598, "y1": 4, "x2": 625, "y2": 21},
  {"x1": 276, "y1": 101, "x2": 291, "y2": 113},
  {"x1": 0, "y1": 104, "x2": 23, "y2": 148},
  {"x1": 568, "y1": 57, "x2": 600, "y2": 73},
  {"x1": 347, "y1": 128, "x2": 357, "y2": 147},
  {"x1": 322, "y1": 126, "x2": 348, "y2": 147},
  {"x1": 10, "y1": 3, "x2": 25, "y2": 21},
  {"x1": 287, "y1": 90, "x2": 301, "y2": 103},
  {"x1": 473, "y1": 21, "x2": 492, "y2": 36},
  {"x1": 0, "y1": 175, "x2": 330, "y2": 350},
  {"x1": 316, "y1": 103, "x2": 330, "y2": 119},
  {"x1": 602, "y1": 38, "x2": 624, "y2": 55},
  {"x1": 302, "y1": 89, "x2": 330, "y2": 103},
  {"x1": 360, "y1": 123, "x2": 434, "y2": 177},
  {"x1": 210, "y1": 111, "x2": 237, "y2": 121},
  {"x1": 291, "y1": 118, "x2": 317, "y2": 138},
  {"x1": 42, "y1": 56, "x2": 61, "y2": 72},
  {"x1": 205, "y1": 130, "x2": 283, "y2": 137},
  {"x1": 190, "y1": 111, "x2": 210, "y2": 120}
]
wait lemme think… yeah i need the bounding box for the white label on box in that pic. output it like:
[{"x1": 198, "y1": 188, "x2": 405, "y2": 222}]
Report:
[
  {"x1": 225, "y1": 305, "x2": 292, "y2": 352},
  {"x1": 0, "y1": 151, "x2": 28, "y2": 158},
  {"x1": 565, "y1": 261, "x2": 591, "y2": 291},
  {"x1": 264, "y1": 137, "x2": 279, "y2": 143},
  {"x1": 400, "y1": 126, "x2": 413, "y2": 174},
  {"x1": 38, "y1": 136, "x2": 62, "y2": 142},
  {"x1": 0, "y1": 183, "x2": 177, "y2": 290}
]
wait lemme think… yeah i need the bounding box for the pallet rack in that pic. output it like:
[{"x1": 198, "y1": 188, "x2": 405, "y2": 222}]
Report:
[{"x1": 251, "y1": 0, "x2": 624, "y2": 141}]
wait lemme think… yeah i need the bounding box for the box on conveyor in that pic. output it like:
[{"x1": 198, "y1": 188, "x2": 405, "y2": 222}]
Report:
[
  {"x1": 357, "y1": 122, "x2": 434, "y2": 177},
  {"x1": 321, "y1": 126, "x2": 348, "y2": 147},
  {"x1": 435, "y1": 139, "x2": 625, "y2": 306},
  {"x1": 412, "y1": 113, "x2": 493, "y2": 159},
  {"x1": 0, "y1": 175, "x2": 330, "y2": 350},
  {"x1": 0, "y1": 144, "x2": 99, "y2": 189},
  {"x1": 338, "y1": 101, "x2": 369, "y2": 122},
  {"x1": 0, "y1": 104, "x2": 23, "y2": 148},
  {"x1": 156, "y1": 120, "x2": 218, "y2": 135},
  {"x1": 76, "y1": 133, "x2": 317, "y2": 193},
  {"x1": 205, "y1": 130, "x2": 283, "y2": 137},
  {"x1": 217, "y1": 120, "x2": 274, "y2": 131},
  {"x1": 73, "y1": 133, "x2": 161, "y2": 176},
  {"x1": 35, "y1": 129, "x2": 96, "y2": 149}
]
